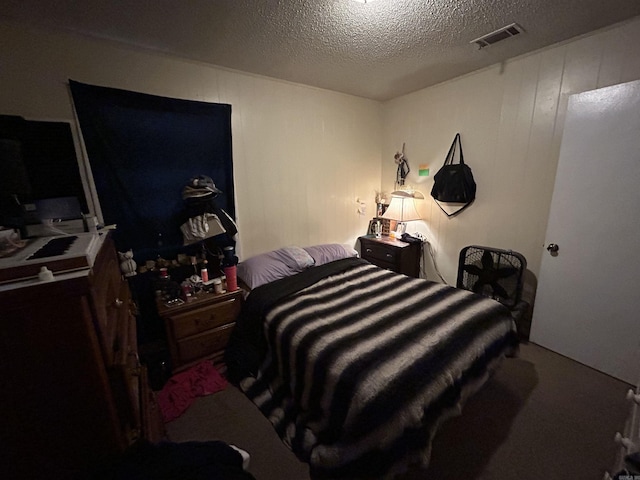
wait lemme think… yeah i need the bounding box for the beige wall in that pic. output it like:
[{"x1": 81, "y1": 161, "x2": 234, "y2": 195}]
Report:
[
  {"x1": 0, "y1": 20, "x2": 382, "y2": 259},
  {"x1": 383, "y1": 16, "x2": 640, "y2": 285}
]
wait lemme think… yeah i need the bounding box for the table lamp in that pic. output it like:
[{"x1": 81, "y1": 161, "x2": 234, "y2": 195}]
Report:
[{"x1": 381, "y1": 189, "x2": 423, "y2": 237}]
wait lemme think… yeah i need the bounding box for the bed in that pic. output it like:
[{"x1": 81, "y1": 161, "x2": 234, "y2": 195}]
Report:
[{"x1": 225, "y1": 246, "x2": 518, "y2": 479}]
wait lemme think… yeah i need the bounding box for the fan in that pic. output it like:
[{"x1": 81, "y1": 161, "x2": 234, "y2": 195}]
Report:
[{"x1": 456, "y1": 246, "x2": 526, "y2": 309}]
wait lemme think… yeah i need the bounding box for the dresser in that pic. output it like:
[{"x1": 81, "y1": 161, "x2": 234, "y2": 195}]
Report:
[
  {"x1": 158, "y1": 288, "x2": 243, "y2": 372},
  {"x1": 359, "y1": 235, "x2": 422, "y2": 277},
  {"x1": 0, "y1": 232, "x2": 163, "y2": 479}
]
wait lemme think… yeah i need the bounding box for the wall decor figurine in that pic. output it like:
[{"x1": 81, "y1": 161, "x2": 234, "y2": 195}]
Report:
[
  {"x1": 394, "y1": 143, "x2": 410, "y2": 188},
  {"x1": 118, "y1": 249, "x2": 138, "y2": 277}
]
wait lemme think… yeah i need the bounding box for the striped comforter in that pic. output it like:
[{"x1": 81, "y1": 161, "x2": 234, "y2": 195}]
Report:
[{"x1": 225, "y1": 258, "x2": 518, "y2": 479}]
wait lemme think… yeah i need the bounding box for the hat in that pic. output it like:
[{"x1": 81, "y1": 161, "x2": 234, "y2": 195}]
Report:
[{"x1": 182, "y1": 175, "x2": 222, "y2": 200}]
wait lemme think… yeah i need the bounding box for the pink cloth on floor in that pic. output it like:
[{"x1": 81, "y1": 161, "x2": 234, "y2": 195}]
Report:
[{"x1": 157, "y1": 361, "x2": 227, "y2": 423}]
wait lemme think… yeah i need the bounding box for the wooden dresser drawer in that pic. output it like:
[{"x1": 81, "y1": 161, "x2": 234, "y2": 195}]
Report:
[
  {"x1": 176, "y1": 324, "x2": 235, "y2": 365},
  {"x1": 140, "y1": 365, "x2": 165, "y2": 442},
  {"x1": 110, "y1": 295, "x2": 141, "y2": 442},
  {"x1": 90, "y1": 235, "x2": 126, "y2": 365},
  {"x1": 168, "y1": 295, "x2": 241, "y2": 340},
  {"x1": 102, "y1": 280, "x2": 132, "y2": 366}
]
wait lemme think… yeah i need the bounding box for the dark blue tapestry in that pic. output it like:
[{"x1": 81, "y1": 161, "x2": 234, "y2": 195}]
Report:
[{"x1": 69, "y1": 80, "x2": 234, "y2": 261}]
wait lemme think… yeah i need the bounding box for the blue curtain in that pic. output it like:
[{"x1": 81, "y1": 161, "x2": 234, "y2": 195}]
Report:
[{"x1": 69, "y1": 80, "x2": 234, "y2": 261}]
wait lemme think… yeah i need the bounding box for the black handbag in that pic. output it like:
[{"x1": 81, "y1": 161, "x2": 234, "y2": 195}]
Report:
[{"x1": 430, "y1": 133, "x2": 476, "y2": 217}]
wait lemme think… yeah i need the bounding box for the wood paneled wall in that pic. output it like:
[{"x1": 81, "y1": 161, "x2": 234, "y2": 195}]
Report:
[
  {"x1": 382, "y1": 17, "x2": 640, "y2": 286},
  {"x1": 2, "y1": 16, "x2": 640, "y2": 284},
  {"x1": 0, "y1": 20, "x2": 382, "y2": 259}
]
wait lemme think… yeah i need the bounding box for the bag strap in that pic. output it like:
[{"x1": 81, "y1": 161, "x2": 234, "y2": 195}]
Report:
[
  {"x1": 434, "y1": 198, "x2": 473, "y2": 218},
  {"x1": 443, "y1": 133, "x2": 464, "y2": 166}
]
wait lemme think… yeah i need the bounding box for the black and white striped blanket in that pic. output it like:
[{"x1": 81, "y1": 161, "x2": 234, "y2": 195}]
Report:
[{"x1": 225, "y1": 258, "x2": 518, "y2": 479}]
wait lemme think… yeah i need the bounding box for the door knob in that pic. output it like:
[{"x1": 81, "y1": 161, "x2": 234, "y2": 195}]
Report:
[{"x1": 547, "y1": 243, "x2": 559, "y2": 254}]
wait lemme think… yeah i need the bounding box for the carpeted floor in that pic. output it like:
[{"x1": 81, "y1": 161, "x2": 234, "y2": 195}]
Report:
[{"x1": 165, "y1": 342, "x2": 631, "y2": 479}]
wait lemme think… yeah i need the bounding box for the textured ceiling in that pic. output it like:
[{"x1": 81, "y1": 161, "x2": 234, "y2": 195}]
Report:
[{"x1": 3, "y1": 0, "x2": 640, "y2": 101}]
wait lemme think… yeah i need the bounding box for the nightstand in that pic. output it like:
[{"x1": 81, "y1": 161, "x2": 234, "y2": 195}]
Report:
[
  {"x1": 359, "y1": 235, "x2": 422, "y2": 278},
  {"x1": 157, "y1": 289, "x2": 243, "y2": 372}
]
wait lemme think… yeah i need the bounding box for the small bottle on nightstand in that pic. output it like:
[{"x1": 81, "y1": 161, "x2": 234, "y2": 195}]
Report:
[{"x1": 200, "y1": 259, "x2": 209, "y2": 283}]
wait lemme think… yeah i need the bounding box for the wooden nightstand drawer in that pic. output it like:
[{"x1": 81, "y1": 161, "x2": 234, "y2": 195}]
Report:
[
  {"x1": 176, "y1": 324, "x2": 235, "y2": 365},
  {"x1": 158, "y1": 289, "x2": 244, "y2": 371},
  {"x1": 358, "y1": 235, "x2": 421, "y2": 278},
  {"x1": 368, "y1": 258, "x2": 400, "y2": 273},
  {"x1": 361, "y1": 241, "x2": 399, "y2": 263},
  {"x1": 168, "y1": 296, "x2": 241, "y2": 340}
]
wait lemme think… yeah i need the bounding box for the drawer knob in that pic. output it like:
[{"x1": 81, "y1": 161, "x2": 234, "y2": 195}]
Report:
[
  {"x1": 114, "y1": 298, "x2": 124, "y2": 308},
  {"x1": 128, "y1": 351, "x2": 141, "y2": 376},
  {"x1": 366, "y1": 248, "x2": 372, "y2": 253},
  {"x1": 385, "y1": 253, "x2": 393, "y2": 258},
  {"x1": 126, "y1": 428, "x2": 141, "y2": 443}
]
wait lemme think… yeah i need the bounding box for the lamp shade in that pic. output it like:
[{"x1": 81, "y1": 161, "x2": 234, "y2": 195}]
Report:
[{"x1": 381, "y1": 194, "x2": 421, "y2": 222}]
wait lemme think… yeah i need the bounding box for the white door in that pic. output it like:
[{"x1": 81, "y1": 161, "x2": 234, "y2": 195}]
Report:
[{"x1": 530, "y1": 80, "x2": 640, "y2": 385}]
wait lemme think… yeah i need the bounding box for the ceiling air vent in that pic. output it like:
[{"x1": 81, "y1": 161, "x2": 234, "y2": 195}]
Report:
[{"x1": 470, "y1": 23, "x2": 525, "y2": 49}]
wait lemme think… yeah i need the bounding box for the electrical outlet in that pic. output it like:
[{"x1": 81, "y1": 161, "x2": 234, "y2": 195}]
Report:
[{"x1": 413, "y1": 232, "x2": 427, "y2": 241}]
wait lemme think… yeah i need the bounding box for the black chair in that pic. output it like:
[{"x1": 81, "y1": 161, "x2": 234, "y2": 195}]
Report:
[{"x1": 457, "y1": 245, "x2": 531, "y2": 340}]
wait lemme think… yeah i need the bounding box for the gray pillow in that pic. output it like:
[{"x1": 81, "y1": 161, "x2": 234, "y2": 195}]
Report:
[
  {"x1": 303, "y1": 244, "x2": 358, "y2": 266},
  {"x1": 237, "y1": 246, "x2": 314, "y2": 289}
]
